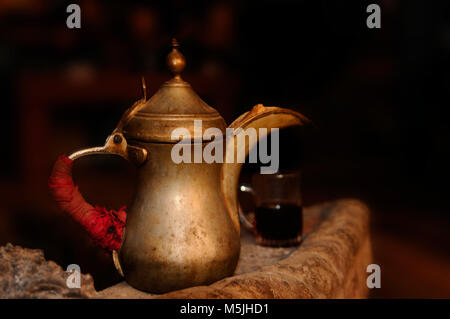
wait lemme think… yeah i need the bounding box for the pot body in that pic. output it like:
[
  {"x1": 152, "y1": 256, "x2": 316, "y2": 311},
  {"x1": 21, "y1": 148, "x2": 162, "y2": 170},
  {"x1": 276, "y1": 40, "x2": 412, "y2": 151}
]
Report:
[{"x1": 119, "y1": 141, "x2": 240, "y2": 293}]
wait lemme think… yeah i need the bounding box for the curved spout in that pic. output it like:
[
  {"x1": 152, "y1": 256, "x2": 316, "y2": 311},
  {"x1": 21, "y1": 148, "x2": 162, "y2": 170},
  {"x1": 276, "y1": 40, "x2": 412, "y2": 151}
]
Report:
[{"x1": 220, "y1": 104, "x2": 310, "y2": 234}]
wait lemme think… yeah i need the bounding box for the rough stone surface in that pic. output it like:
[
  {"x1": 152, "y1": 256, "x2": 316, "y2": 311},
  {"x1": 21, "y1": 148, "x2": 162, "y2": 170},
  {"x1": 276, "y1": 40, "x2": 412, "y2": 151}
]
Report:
[
  {"x1": 0, "y1": 243, "x2": 97, "y2": 298},
  {"x1": 99, "y1": 199, "x2": 372, "y2": 299},
  {"x1": 0, "y1": 199, "x2": 370, "y2": 298}
]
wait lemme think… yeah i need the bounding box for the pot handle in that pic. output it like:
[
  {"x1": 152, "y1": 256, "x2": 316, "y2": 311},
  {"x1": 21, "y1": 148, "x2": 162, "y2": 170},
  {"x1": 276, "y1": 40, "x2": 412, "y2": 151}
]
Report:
[{"x1": 48, "y1": 132, "x2": 147, "y2": 256}]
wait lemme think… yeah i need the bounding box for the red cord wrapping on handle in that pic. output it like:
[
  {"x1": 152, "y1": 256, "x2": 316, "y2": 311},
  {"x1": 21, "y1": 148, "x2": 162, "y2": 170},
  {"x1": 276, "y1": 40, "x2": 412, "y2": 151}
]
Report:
[{"x1": 48, "y1": 155, "x2": 126, "y2": 251}]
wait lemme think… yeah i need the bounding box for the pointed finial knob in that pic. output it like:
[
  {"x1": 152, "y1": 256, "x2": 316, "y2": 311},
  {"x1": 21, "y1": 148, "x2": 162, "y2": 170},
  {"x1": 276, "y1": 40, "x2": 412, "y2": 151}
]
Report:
[{"x1": 166, "y1": 38, "x2": 186, "y2": 78}]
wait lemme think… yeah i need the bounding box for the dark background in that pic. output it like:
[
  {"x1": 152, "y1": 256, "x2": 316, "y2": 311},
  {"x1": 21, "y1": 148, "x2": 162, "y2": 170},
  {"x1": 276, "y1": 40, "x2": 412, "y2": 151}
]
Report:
[{"x1": 0, "y1": 0, "x2": 449, "y2": 297}]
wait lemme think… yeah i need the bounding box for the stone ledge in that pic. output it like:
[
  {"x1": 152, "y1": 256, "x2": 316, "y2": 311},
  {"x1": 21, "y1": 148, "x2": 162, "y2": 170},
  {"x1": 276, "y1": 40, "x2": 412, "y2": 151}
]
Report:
[{"x1": 0, "y1": 243, "x2": 97, "y2": 298}]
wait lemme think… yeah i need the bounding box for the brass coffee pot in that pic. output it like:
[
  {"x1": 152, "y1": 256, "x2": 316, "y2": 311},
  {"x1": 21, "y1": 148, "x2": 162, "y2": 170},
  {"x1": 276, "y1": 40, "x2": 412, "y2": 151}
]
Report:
[{"x1": 54, "y1": 40, "x2": 310, "y2": 293}]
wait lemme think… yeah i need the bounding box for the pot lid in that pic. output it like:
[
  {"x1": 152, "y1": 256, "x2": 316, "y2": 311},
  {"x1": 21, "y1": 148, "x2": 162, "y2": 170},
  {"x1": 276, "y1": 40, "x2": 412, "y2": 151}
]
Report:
[{"x1": 121, "y1": 39, "x2": 226, "y2": 143}]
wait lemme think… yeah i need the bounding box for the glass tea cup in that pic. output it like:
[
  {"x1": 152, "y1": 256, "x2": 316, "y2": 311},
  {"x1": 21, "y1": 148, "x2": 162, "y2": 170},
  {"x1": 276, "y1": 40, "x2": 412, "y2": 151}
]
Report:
[{"x1": 239, "y1": 171, "x2": 303, "y2": 247}]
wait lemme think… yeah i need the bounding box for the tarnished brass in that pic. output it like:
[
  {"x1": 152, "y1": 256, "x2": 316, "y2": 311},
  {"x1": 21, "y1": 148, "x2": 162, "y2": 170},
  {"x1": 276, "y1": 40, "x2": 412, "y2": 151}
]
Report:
[
  {"x1": 68, "y1": 131, "x2": 147, "y2": 165},
  {"x1": 121, "y1": 39, "x2": 226, "y2": 143},
  {"x1": 66, "y1": 40, "x2": 310, "y2": 293}
]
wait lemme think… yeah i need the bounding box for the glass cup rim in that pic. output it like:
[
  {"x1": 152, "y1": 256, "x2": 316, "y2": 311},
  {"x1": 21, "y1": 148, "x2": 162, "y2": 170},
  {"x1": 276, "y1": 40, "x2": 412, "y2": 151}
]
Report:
[{"x1": 253, "y1": 170, "x2": 301, "y2": 179}]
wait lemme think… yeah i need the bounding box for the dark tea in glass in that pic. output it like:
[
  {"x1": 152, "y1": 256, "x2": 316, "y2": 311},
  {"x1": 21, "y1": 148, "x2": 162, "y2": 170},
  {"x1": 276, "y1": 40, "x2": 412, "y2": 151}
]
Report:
[
  {"x1": 255, "y1": 203, "x2": 303, "y2": 246},
  {"x1": 240, "y1": 171, "x2": 303, "y2": 247}
]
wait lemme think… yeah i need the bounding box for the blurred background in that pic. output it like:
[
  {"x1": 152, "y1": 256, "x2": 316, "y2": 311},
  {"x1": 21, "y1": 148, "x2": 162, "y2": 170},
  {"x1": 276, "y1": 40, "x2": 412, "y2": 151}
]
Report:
[{"x1": 0, "y1": 0, "x2": 449, "y2": 297}]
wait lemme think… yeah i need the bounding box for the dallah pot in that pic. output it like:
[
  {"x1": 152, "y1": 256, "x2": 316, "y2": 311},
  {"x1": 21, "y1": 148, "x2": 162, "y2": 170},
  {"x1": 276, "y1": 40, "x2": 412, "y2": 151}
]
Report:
[{"x1": 49, "y1": 39, "x2": 310, "y2": 293}]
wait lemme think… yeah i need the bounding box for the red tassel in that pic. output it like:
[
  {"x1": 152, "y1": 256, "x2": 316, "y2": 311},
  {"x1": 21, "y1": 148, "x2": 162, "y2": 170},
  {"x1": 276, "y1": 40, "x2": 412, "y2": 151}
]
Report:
[{"x1": 49, "y1": 155, "x2": 126, "y2": 251}]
